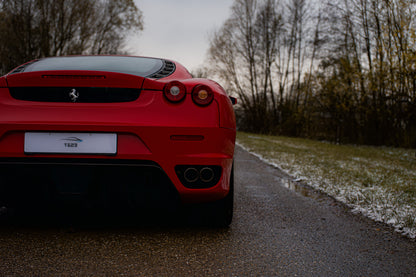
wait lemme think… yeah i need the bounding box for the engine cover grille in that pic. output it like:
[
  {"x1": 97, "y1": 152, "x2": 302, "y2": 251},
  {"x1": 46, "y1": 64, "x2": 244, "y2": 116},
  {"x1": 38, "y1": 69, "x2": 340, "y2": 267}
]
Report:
[{"x1": 147, "y1": 60, "x2": 175, "y2": 79}]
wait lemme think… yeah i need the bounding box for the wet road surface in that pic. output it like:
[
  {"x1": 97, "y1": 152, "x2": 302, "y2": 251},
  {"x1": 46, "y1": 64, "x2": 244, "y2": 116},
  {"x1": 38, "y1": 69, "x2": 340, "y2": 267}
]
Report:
[{"x1": 1, "y1": 146, "x2": 416, "y2": 276}]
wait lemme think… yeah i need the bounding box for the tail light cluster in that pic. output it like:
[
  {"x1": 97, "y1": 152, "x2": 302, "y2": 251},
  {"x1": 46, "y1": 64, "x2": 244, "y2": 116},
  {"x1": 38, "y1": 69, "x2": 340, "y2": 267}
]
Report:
[
  {"x1": 163, "y1": 81, "x2": 186, "y2": 103},
  {"x1": 163, "y1": 81, "x2": 214, "y2": 106},
  {"x1": 175, "y1": 165, "x2": 222, "y2": 189}
]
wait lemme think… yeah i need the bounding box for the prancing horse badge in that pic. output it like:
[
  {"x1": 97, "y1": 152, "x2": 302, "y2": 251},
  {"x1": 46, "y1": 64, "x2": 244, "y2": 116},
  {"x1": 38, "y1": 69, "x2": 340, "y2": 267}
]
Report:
[{"x1": 69, "y1": 88, "x2": 79, "y2": 102}]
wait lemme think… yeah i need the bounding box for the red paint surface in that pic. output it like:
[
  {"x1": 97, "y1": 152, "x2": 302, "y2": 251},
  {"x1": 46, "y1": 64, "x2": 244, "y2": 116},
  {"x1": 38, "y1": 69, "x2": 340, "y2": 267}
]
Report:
[{"x1": 0, "y1": 56, "x2": 236, "y2": 204}]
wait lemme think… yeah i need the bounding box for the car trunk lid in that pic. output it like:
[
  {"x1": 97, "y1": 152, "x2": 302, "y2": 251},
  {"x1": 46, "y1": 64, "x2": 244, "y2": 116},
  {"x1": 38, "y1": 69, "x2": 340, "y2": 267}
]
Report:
[{"x1": 4, "y1": 71, "x2": 145, "y2": 103}]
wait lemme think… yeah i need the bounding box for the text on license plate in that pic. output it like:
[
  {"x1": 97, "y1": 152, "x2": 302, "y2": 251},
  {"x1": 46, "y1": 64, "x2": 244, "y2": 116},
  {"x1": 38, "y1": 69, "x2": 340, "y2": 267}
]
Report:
[{"x1": 24, "y1": 132, "x2": 117, "y2": 154}]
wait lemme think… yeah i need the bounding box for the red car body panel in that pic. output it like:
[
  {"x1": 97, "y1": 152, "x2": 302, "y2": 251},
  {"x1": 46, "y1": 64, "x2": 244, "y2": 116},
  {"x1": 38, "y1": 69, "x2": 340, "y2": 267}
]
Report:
[{"x1": 0, "y1": 56, "x2": 236, "y2": 206}]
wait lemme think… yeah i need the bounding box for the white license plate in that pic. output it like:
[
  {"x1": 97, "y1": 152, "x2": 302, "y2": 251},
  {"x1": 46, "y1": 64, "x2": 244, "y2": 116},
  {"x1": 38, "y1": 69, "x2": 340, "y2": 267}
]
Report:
[{"x1": 24, "y1": 132, "x2": 117, "y2": 154}]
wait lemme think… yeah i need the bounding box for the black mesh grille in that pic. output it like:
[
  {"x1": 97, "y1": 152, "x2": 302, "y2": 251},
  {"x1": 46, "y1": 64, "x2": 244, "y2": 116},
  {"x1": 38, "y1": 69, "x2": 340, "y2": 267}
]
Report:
[
  {"x1": 0, "y1": 158, "x2": 180, "y2": 211},
  {"x1": 147, "y1": 60, "x2": 175, "y2": 79},
  {"x1": 9, "y1": 87, "x2": 141, "y2": 103}
]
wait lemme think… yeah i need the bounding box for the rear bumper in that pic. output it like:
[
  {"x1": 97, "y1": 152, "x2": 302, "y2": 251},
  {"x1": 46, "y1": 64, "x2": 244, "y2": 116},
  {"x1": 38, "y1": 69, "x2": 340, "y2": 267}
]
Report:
[{"x1": 0, "y1": 126, "x2": 235, "y2": 204}]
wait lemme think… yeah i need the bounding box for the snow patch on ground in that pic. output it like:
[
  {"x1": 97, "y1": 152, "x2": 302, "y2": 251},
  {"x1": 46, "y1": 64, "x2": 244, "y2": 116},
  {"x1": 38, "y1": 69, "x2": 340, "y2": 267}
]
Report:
[{"x1": 236, "y1": 142, "x2": 416, "y2": 239}]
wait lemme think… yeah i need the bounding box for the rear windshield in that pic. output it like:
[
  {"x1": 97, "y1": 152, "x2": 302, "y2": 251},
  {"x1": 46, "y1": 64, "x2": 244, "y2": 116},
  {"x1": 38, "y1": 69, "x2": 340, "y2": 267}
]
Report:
[{"x1": 22, "y1": 56, "x2": 165, "y2": 77}]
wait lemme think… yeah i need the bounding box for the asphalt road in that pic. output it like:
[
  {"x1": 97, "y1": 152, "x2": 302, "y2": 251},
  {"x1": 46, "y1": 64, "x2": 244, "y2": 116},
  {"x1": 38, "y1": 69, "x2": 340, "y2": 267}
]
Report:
[{"x1": 1, "y1": 146, "x2": 416, "y2": 276}]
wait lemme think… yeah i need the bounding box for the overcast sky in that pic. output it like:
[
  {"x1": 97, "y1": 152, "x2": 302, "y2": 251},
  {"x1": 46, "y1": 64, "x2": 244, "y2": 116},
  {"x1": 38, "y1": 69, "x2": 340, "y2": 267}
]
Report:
[{"x1": 128, "y1": 0, "x2": 234, "y2": 71}]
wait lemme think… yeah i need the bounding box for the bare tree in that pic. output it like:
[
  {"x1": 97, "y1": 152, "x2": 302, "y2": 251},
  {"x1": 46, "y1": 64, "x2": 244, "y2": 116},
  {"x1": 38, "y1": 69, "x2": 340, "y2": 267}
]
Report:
[
  {"x1": 0, "y1": 0, "x2": 143, "y2": 74},
  {"x1": 207, "y1": 0, "x2": 416, "y2": 147}
]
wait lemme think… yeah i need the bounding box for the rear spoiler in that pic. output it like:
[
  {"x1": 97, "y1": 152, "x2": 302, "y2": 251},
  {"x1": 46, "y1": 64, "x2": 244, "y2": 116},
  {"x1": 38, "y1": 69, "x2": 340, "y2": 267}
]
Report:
[{"x1": 4, "y1": 71, "x2": 145, "y2": 88}]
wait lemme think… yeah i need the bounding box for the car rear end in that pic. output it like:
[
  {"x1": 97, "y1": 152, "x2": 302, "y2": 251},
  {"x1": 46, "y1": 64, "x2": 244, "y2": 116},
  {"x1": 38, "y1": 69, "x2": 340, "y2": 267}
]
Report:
[{"x1": 0, "y1": 56, "x2": 236, "y2": 223}]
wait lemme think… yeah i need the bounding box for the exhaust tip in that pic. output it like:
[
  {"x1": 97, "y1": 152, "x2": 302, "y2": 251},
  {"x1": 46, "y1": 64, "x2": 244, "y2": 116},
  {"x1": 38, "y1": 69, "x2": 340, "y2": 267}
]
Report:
[
  {"x1": 200, "y1": 167, "x2": 214, "y2": 183},
  {"x1": 175, "y1": 165, "x2": 222, "y2": 189},
  {"x1": 184, "y1": 167, "x2": 199, "y2": 183}
]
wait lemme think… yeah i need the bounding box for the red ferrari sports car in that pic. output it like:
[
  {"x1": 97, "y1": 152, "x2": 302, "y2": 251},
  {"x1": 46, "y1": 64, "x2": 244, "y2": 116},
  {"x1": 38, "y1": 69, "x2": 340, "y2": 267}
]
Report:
[{"x1": 0, "y1": 56, "x2": 236, "y2": 226}]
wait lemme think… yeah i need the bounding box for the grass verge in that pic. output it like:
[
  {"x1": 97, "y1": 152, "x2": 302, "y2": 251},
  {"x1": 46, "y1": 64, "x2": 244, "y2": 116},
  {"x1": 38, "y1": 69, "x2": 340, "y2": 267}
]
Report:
[{"x1": 237, "y1": 132, "x2": 416, "y2": 239}]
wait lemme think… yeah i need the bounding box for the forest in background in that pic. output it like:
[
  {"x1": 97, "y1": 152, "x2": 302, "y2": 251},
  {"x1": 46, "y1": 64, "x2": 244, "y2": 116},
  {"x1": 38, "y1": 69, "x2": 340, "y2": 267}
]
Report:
[
  {"x1": 0, "y1": 0, "x2": 143, "y2": 75},
  {"x1": 207, "y1": 0, "x2": 416, "y2": 148}
]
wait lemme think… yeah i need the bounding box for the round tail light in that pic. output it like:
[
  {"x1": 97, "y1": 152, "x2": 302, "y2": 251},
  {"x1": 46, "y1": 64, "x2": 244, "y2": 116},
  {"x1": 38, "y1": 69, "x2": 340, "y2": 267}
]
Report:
[
  {"x1": 164, "y1": 81, "x2": 186, "y2": 103},
  {"x1": 192, "y1": 85, "x2": 214, "y2": 106}
]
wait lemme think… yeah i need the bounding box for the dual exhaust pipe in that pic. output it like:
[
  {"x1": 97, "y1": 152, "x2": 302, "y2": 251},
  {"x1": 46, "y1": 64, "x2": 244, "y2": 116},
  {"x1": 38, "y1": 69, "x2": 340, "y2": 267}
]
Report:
[
  {"x1": 184, "y1": 167, "x2": 215, "y2": 183},
  {"x1": 175, "y1": 165, "x2": 222, "y2": 189}
]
